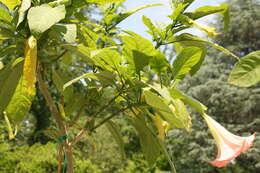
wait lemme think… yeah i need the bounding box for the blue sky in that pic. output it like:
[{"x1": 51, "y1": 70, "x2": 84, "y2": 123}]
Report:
[{"x1": 119, "y1": 0, "x2": 225, "y2": 39}]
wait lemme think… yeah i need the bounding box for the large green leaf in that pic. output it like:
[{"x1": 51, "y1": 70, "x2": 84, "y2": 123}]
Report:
[
  {"x1": 51, "y1": 24, "x2": 77, "y2": 43},
  {"x1": 148, "y1": 83, "x2": 207, "y2": 114},
  {"x1": 169, "y1": 3, "x2": 188, "y2": 20},
  {"x1": 149, "y1": 50, "x2": 170, "y2": 74},
  {"x1": 79, "y1": 25, "x2": 99, "y2": 48},
  {"x1": 122, "y1": 32, "x2": 157, "y2": 75},
  {"x1": 178, "y1": 14, "x2": 218, "y2": 37},
  {"x1": 0, "y1": 58, "x2": 23, "y2": 114},
  {"x1": 184, "y1": 4, "x2": 228, "y2": 19},
  {"x1": 228, "y1": 51, "x2": 260, "y2": 87},
  {"x1": 142, "y1": 15, "x2": 159, "y2": 39},
  {"x1": 170, "y1": 33, "x2": 239, "y2": 60},
  {"x1": 106, "y1": 120, "x2": 126, "y2": 159},
  {"x1": 0, "y1": 0, "x2": 21, "y2": 10},
  {"x1": 5, "y1": 36, "x2": 37, "y2": 125},
  {"x1": 27, "y1": 4, "x2": 66, "y2": 36},
  {"x1": 168, "y1": 89, "x2": 207, "y2": 114},
  {"x1": 185, "y1": 4, "x2": 229, "y2": 30},
  {"x1": 143, "y1": 90, "x2": 185, "y2": 129},
  {"x1": 130, "y1": 110, "x2": 161, "y2": 165},
  {"x1": 0, "y1": 6, "x2": 12, "y2": 22},
  {"x1": 171, "y1": 99, "x2": 191, "y2": 130},
  {"x1": 17, "y1": 0, "x2": 31, "y2": 27},
  {"x1": 63, "y1": 44, "x2": 95, "y2": 64},
  {"x1": 91, "y1": 49, "x2": 121, "y2": 71},
  {"x1": 172, "y1": 47, "x2": 203, "y2": 79}
]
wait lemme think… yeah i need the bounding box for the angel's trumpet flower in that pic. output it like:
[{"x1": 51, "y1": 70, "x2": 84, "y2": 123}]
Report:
[{"x1": 203, "y1": 113, "x2": 255, "y2": 167}]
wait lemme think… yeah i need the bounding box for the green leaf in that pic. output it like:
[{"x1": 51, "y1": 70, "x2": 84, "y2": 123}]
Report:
[
  {"x1": 172, "y1": 47, "x2": 203, "y2": 79},
  {"x1": 106, "y1": 120, "x2": 126, "y2": 159},
  {"x1": 143, "y1": 90, "x2": 185, "y2": 129},
  {"x1": 63, "y1": 70, "x2": 115, "y2": 90},
  {"x1": 178, "y1": 14, "x2": 218, "y2": 37},
  {"x1": 184, "y1": 4, "x2": 230, "y2": 30},
  {"x1": 0, "y1": 61, "x2": 3, "y2": 70},
  {"x1": 0, "y1": 58, "x2": 23, "y2": 114},
  {"x1": 171, "y1": 99, "x2": 191, "y2": 130},
  {"x1": 5, "y1": 36, "x2": 37, "y2": 125},
  {"x1": 79, "y1": 25, "x2": 99, "y2": 48},
  {"x1": 63, "y1": 44, "x2": 95, "y2": 64},
  {"x1": 62, "y1": 24, "x2": 76, "y2": 43},
  {"x1": 0, "y1": 0, "x2": 21, "y2": 10},
  {"x1": 149, "y1": 50, "x2": 170, "y2": 74},
  {"x1": 228, "y1": 51, "x2": 260, "y2": 87},
  {"x1": 168, "y1": 88, "x2": 207, "y2": 114},
  {"x1": 184, "y1": 4, "x2": 228, "y2": 20},
  {"x1": 91, "y1": 49, "x2": 121, "y2": 71},
  {"x1": 0, "y1": 45, "x2": 16, "y2": 57},
  {"x1": 27, "y1": 4, "x2": 66, "y2": 36},
  {"x1": 106, "y1": 3, "x2": 162, "y2": 29},
  {"x1": 122, "y1": 32, "x2": 157, "y2": 75},
  {"x1": 130, "y1": 110, "x2": 161, "y2": 165},
  {"x1": 87, "y1": 0, "x2": 121, "y2": 5},
  {"x1": 0, "y1": 6, "x2": 12, "y2": 22},
  {"x1": 170, "y1": 33, "x2": 239, "y2": 60},
  {"x1": 189, "y1": 47, "x2": 206, "y2": 76},
  {"x1": 169, "y1": 3, "x2": 188, "y2": 20},
  {"x1": 49, "y1": 0, "x2": 71, "y2": 7},
  {"x1": 52, "y1": 69, "x2": 74, "y2": 102},
  {"x1": 51, "y1": 24, "x2": 77, "y2": 43},
  {"x1": 17, "y1": 0, "x2": 31, "y2": 27},
  {"x1": 148, "y1": 83, "x2": 207, "y2": 114},
  {"x1": 142, "y1": 15, "x2": 159, "y2": 39},
  {"x1": 146, "y1": 84, "x2": 192, "y2": 130}
]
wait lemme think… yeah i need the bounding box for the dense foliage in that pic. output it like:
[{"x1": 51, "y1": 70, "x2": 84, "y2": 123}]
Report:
[{"x1": 0, "y1": 0, "x2": 259, "y2": 172}]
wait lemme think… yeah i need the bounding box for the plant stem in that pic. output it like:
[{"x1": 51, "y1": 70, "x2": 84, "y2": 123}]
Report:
[
  {"x1": 71, "y1": 106, "x2": 130, "y2": 146},
  {"x1": 37, "y1": 66, "x2": 73, "y2": 173}
]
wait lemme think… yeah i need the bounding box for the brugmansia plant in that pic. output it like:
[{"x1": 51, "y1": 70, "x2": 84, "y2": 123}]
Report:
[{"x1": 0, "y1": 0, "x2": 257, "y2": 172}]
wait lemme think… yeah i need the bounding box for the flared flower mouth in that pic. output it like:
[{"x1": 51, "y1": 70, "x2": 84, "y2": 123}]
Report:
[{"x1": 203, "y1": 113, "x2": 256, "y2": 167}]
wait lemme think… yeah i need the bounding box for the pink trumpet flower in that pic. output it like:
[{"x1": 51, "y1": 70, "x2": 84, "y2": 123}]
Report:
[{"x1": 203, "y1": 113, "x2": 256, "y2": 167}]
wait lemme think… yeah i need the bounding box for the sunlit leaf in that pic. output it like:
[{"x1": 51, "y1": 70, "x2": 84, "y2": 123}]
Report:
[
  {"x1": 0, "y1": 6, "x2": 12, "y2": 22},
  {"x1": 0, "y1": 58, "x2": 23, "y2": 113},
  {"x1": 17, "y1": 0, "x2": 31, "y2": 27},
  {"x1": 51, "y1": 24, "x2": 77, "y2": 43},
  {"x1": 169, "y1": 3, "x2": 188, "y2": 20},
  {"x1": 168, "y1": 88, "x2": 207, "y2": 114},
  {"x1": 149, "y1": 50, "x2": 170, "y2": 74},
  {"x1": 5, "y1": 36, "x2": 37, "y2": 125},
  {"x1": 143, "y1": 90, "x2": 185, "y2": 129},
  {"x1": 154, "y1": 113, "x2": 170, "y2": 141},
  {"x1": 0, "y1": 0, "x2": 21, "y2": 10},
  {"x1": 142, "y1": 15, "x2": 159, "y2": 39},
  {"x1": 170, "y1": 33, "x2": 239, "y2": 60},
  {"x1": 122, "y1": 32, "x2": 157, "y2": 75},
  {"x1": 129, "y1": 110, "x2": 161, "y2": 165},
  {"x1": 172, "y1": 47, "x2": 203, "y2": 79},
  {"x1": 229, "y1": 51, "x2": 260, "y2": 87},
  {"x1": 27, "y1": 4, "x2": 66, "y2": 36}
]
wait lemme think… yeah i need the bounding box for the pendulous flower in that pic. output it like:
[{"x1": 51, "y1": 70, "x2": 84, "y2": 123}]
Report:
[{"x1": 203, "y1": 113, "x2": 256, "y2": 167}]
